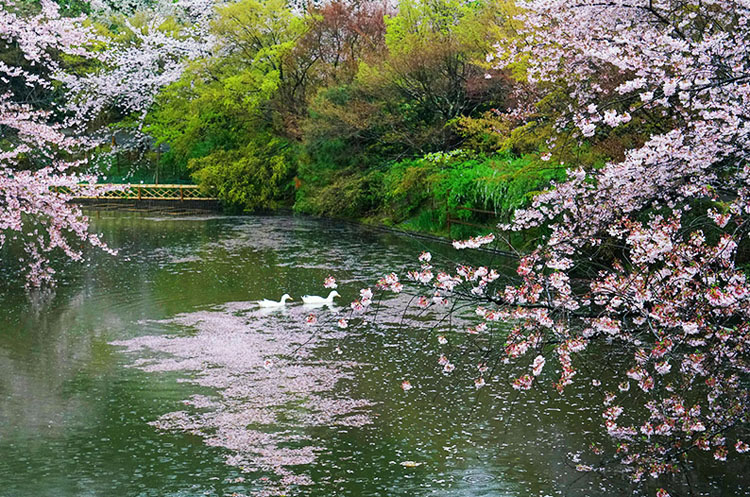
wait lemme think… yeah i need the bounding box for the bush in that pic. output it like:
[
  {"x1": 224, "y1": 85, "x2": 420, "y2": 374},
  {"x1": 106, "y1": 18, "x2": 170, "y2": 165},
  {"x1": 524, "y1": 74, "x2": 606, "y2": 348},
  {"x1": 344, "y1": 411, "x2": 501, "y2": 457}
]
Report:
[
  {"x1": 190, "y1": 135, "x2": 296, "y2": 213},
  {"x1": 381, "y1": 151, "x2": 568, "y2": 230},
  {"x1": 294, "y1": 168, "x2": 385, "y2": 219}
]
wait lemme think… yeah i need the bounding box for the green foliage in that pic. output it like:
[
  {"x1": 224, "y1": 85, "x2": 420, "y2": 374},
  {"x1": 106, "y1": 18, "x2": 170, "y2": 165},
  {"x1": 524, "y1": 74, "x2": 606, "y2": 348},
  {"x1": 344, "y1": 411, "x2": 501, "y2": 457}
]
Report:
[
  {"x1": 146, "y1": 74, "x2": 250, "y2": 174},
  {"x1": 136, "y1": 0, "x2": 576, "y2": 238},
  {"x1": 303, "y1": 0, "x2": 513, "y2": 172},
  {"x1": 211, "y1": 0, "x2": 305, "y2": 111},
  {"x1": 190, "y1": 134, "x2": 296, "y2": 213},
  {"x1": 384, "y1": 0, "x2": 505, "y2": 56},
  {"x1": 296, "y1": 147, "x2": 569, "y2": 237},
  {"x1": 294, "y1": 168, "x2": 385, "y2": 219},
  {"x1": 382, "y1": 151, "x2": 568, "y2": 231},
  {"x1": 142, "y1": 0, "x2": 312, "y2": 210}
]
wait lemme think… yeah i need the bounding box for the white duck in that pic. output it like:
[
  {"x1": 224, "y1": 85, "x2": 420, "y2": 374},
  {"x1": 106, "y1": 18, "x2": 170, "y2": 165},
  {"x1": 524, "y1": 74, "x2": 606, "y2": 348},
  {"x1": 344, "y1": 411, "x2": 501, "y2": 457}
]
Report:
[
  {"x1": 257, "y1": 293, "x2": 293, "y2": 308},
  {"x1": 301, "y1": 290, "x2": 340, "y2": 305}
]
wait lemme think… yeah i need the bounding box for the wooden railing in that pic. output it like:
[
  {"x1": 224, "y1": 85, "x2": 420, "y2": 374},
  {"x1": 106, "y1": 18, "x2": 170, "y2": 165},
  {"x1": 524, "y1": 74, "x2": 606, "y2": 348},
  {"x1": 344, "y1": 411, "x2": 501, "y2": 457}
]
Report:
[{"x1": 55, "y1": 184, "x2": 216, "y2": 201}]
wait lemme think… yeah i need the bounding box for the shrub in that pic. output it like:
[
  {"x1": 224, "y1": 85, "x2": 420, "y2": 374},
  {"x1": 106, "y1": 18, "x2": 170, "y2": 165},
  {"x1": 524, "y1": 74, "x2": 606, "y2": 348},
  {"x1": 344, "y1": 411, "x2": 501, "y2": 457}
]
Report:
[{"x1": 190, "y1": 135, "x2": 296, "y2": 213}]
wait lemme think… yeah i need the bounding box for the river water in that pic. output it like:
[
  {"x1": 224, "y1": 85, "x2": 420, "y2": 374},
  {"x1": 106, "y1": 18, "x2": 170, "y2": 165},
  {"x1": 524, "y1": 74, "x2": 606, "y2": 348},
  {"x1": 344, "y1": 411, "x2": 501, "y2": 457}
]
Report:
[{"x1": 0, "y1": 213, "x2": 746, "y2": 497}]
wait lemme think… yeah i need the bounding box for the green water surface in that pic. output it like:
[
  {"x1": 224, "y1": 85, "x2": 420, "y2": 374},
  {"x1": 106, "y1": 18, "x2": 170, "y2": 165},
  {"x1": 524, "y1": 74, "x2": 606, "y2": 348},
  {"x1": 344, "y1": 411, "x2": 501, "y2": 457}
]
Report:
[{"x1": 0, "y1": 213, "x2": 746, "y2": 497}]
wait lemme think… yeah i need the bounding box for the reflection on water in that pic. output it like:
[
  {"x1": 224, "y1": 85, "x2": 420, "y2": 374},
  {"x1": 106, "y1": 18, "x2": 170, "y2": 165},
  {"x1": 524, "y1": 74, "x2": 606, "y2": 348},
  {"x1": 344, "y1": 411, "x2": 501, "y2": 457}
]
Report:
[{"x1": 0, "y1": 213, "x2": 747, "y2": 497}]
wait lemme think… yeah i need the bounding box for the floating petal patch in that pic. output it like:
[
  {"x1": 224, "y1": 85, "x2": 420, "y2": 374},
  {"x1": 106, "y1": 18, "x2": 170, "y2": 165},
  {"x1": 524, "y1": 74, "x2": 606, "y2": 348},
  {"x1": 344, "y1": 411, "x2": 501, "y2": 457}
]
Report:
[{"x1": 111, "y1": 301, "x2": 373, "y2": 495}]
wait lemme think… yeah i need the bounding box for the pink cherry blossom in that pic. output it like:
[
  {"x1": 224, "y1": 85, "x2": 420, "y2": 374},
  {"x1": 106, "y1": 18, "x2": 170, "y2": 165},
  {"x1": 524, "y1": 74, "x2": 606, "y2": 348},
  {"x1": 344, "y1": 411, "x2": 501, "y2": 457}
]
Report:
[
  {"x1": 512, "y1": 374, "x2": 533, "y2": 391},
  {"x1": 531, "y1": 355, "x2": 545, "y2": 376}
]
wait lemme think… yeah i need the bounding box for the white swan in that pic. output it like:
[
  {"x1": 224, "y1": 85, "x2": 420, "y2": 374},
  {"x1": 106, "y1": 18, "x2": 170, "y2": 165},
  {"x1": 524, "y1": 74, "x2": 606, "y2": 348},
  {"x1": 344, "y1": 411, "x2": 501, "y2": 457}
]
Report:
[
  {"x1": 301, "y1": 290, "x2": 340, "y2": 305},
  {"x1": 258, "y1": 293, "x2": 293, "y2": 308}
]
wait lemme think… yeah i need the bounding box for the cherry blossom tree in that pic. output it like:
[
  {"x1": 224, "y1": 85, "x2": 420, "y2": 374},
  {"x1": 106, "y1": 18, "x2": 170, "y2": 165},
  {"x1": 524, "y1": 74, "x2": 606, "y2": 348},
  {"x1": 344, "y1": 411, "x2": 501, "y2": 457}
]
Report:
[
  {"x1": 347, "y1": 1, "x2": 750, "y2": 494},
  {"x1": 0, "y1": 0, "x2": 218, "y2": 286},
  {"x1": 0, "y1": 0, "x2": 115, "y2": 287},
  {"x1": 63, "y1": 0, "x2": 216, "y2": 133}
]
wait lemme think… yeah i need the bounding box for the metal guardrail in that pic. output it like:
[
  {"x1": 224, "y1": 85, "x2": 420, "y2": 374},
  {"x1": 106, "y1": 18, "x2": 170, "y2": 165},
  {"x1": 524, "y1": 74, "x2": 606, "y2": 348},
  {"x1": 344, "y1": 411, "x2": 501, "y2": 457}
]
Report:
[{"x1": 54, "y1": 184, "x2": 216, "y2": 201}]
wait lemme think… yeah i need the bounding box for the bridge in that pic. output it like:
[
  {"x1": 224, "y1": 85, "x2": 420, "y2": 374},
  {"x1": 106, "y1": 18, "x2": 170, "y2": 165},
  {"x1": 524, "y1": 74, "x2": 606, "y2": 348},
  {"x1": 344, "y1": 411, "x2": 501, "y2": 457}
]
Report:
[{"x1": 57, "y1": 184, "x2": 220, "y2": 213}]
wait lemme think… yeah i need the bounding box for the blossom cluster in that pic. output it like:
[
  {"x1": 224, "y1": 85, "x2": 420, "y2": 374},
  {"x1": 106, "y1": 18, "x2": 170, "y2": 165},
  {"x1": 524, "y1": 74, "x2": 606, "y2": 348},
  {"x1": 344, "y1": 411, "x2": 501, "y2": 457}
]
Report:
[{"x1": 61, "y1": 1, "x2": 214, "y2": 131}]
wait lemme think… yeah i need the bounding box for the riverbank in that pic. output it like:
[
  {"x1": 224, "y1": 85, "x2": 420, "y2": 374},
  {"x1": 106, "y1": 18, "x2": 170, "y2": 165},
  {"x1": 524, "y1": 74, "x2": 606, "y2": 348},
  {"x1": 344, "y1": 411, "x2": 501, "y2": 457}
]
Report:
[{"x1": 78, "y1": 148, "x2": 557, "y2": 250}]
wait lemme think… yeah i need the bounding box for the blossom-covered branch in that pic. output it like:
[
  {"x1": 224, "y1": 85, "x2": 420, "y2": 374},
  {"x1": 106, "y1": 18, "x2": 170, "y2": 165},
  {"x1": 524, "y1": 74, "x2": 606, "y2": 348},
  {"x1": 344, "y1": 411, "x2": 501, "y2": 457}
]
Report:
[{"x1": 359, "y1": 1, "x2": 750, "y2": 494}]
